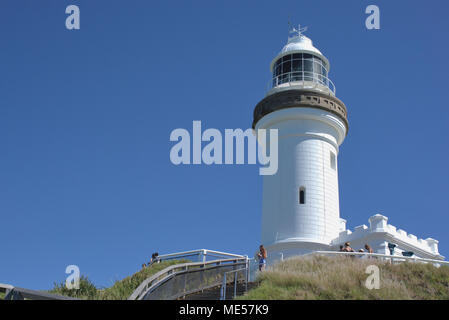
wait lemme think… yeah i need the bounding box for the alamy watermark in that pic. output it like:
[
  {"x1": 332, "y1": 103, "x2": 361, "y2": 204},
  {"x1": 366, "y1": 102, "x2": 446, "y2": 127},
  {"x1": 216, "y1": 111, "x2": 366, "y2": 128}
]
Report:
[
  {"x1": 63, "y1": 5, "x2": 378, "y2": 31},
  {"x1": 169, "y1": 121, "x2": 278, "y2": 175},
  {"x1": 365, "y1": 265, "x2": 380, "y2": 290},
  {"x1": 65, "y1": 265, "x2": 80, "y2": 289},
  {"x1": 65, "y1": 5, "x2": 80, "y2": 30},
  {"x1": 365, "y1": 5, "x2": 380, "y2": 30}
]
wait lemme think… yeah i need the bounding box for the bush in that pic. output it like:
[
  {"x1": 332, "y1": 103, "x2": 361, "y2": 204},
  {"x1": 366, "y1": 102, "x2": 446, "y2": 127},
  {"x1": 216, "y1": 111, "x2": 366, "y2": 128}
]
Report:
[{"x1": 51, "y1": 275, "x2": 98, "y2": 299}]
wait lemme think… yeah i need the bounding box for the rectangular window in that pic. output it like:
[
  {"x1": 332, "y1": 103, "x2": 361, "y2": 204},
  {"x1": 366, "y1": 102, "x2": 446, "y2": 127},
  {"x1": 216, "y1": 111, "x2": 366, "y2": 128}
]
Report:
[
  {"x1": 299, "y1": 187, "x2": 305, "y2": 204},
  {"x1": 330, "y1": 151, "x2": 336, "y2": 170}
]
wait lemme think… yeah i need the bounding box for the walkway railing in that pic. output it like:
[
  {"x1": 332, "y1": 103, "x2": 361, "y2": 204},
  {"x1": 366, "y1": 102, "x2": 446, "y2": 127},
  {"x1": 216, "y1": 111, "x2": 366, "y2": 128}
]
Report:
[
  {"x1": 149, "y1": 249, "x2": 246, "y2": 266},
  {"x1": 0, "y1": 283, "x2": 79, "y2": 300},
  {"x1": 276, "y1": 251, "x2": 449, "y2": 267},
  {"x1": 129, "y1": 257, "x2": 249, "y2": 300}
]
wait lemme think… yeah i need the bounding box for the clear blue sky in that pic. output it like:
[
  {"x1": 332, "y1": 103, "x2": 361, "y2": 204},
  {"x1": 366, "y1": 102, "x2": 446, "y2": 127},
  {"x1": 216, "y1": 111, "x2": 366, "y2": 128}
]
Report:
[{"x1": 1, "y1": 0, "x2": 448, "y2": 290}]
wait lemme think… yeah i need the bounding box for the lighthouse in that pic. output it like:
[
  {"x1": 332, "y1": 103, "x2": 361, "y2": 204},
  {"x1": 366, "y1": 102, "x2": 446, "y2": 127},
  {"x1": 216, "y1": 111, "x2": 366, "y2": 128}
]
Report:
[{"x1": 253, "y1": 26, "x2": 349, "y2": 261}]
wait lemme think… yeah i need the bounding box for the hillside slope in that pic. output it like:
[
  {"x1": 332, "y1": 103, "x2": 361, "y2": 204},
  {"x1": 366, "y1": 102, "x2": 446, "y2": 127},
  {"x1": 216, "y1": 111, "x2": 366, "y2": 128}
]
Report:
[
  {"x1": 50, "y1": 259, "x2": 187, "y2": 300},
  {"x1": 239, "y1": 255, "x2": 449, "y2": 300}
]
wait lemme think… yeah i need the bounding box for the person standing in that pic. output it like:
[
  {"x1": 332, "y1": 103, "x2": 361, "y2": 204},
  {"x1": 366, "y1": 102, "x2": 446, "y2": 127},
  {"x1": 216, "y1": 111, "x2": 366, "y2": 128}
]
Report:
[
  {"x1": 364, "y1": 244, "x2": 374, "y2": 259},
  {"x1": 343, "y1": 242, "x2": 355, "y2": 252},
  {"x1": 364, "y1": 244, "x2": 373, "y2": 254},
  {"x1": 257, "y1": 245, "x2": 267, "y2": 271}
]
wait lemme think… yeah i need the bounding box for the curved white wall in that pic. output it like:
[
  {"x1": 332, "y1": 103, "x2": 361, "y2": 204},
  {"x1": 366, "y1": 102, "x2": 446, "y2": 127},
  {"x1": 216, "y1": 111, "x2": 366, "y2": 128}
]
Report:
[{"x1": 256, "y1": 107, "x2": 347, "y2": 254}]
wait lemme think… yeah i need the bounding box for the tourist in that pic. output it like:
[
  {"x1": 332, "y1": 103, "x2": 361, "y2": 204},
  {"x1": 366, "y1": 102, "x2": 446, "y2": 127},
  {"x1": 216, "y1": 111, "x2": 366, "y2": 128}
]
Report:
[
  {"x1": 257, "y1": 245, "x2": 267, "y2": 271},
  {"x1": 343, "y1": 242, "x2": 355, "y2": 253},
  {"x1": 364, "y1": 244, "x2": 374, "y2": 259},
  {"x1": 365, "y1": 244, "x2": 373, "y2": 254},
  {"x1": 150, "y1": 252, "x2": 160, "y2": 265}
]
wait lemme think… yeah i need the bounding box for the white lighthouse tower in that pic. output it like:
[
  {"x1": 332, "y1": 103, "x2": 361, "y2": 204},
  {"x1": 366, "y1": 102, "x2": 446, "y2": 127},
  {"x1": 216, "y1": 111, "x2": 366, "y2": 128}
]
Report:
[{"x1": 253, "y1": 26, "x2": 349, "y2": 261}]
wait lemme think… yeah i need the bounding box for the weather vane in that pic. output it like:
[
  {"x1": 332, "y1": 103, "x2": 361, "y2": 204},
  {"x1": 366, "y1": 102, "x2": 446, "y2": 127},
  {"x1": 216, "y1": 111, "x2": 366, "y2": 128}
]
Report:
[{"x1": 289, "y1": 24, "x2": 308, "y2": 38}]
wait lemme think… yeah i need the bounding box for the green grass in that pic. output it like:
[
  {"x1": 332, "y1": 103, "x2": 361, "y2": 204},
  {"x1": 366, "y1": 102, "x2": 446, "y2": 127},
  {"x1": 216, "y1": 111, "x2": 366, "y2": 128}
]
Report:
[
  {"x1": 239, "y1": 255, "x2": 449, "y2": 300},
  {"x1": 50, "y1": 260, "x2": 188, "y2": 300}
]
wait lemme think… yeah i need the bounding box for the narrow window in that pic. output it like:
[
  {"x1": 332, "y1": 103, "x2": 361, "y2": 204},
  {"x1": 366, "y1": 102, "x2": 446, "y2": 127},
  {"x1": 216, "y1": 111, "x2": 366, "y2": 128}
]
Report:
[
  {"x1": 330, "y1": 151, "x2": 336, "y2": 170},
  {"x1": 299, "y1": 187, "x2": 305, "y2": 204}
]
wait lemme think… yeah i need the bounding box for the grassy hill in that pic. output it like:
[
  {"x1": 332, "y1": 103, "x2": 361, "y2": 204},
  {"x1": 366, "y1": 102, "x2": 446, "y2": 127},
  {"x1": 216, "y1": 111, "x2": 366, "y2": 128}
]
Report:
[
  {"x1": 50, "y1": 259, "x2": 187, "y2": 300},
  {"x1": 239, "y1": 255, "x2": 449, "y2": 300},
  {"x1": 6, "y1": 255, "x2": 448, "y2": 300}
]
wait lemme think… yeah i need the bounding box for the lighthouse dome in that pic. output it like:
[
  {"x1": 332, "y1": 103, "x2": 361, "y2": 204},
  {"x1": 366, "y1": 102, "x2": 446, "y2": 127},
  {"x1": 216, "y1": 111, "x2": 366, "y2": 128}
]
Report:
[{"x1": 281, "y1": 34, "x2": 323, "y2": 56}]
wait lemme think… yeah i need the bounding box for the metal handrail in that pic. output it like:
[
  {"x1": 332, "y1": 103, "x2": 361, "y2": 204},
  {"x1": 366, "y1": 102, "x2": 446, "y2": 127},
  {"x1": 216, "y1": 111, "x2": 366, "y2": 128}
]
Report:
[
  {"x1": 286, "y1": 251, "x2": 449, "y2": 266},
  {"x1": 0, "y1": 283, "x2": 79, "y2": 300},
  {"x1": 267, "y1": 71, "x2": 336, "y2": 95},
  {"x1": 129, "y1": 257, "x2": 248, "y2": 300},
  {"x1": 148, "y1": 249, "x2": 246, "y2": 266}
]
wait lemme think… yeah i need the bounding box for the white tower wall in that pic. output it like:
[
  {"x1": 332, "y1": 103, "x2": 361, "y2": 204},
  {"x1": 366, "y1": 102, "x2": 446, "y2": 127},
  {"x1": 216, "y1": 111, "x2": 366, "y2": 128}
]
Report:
[{"x1": 256, "y1": 107, "x2": 346, "y2": 259}]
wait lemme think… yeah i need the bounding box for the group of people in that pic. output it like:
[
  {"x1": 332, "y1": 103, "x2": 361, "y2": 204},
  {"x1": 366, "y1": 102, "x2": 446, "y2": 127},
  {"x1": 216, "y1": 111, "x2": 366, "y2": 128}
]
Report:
[
  {"x1": 256, "y1": 242, "x2": 376, "y2": 271},
  {"x1": 140, "y1": 243, "x2": 375, "y2": 271},
  {"x1": 141, "y1": 252, "x2": 160, "y2": 269},
  {"x1": 339, "y1": 242, "x2": 373, "y2": 254}
]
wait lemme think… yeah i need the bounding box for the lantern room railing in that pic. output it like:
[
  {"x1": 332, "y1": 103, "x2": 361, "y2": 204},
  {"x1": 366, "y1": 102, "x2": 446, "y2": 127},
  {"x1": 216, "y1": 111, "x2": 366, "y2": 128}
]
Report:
[{"x1": 268, "y1": 71, "x2": 336, "y2": 95}]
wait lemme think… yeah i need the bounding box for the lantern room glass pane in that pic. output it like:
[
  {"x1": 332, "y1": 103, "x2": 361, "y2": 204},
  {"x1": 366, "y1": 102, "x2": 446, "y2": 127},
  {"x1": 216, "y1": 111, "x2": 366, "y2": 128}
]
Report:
[
  {"x1": 282, "y1": 54, "x2": 291, "y2": 62},
  {"x1": 282, "y1": 61, "x2": 291, "y2": 74},
  {"x1": 272, "y1": 53, "x2": 331, "y2": 90},
  {"x1": 292, "y1": 59, "x2": 302, "y2": 72},
  {"x1": 304, "y1": 60, "x2": 313, "y2": 72},
  {"x1": 303, "y1": 53, "x2": 313, "y2": 60},
  {"x1": 275, "y1": 65, "x2": 281, "y2": 77}
]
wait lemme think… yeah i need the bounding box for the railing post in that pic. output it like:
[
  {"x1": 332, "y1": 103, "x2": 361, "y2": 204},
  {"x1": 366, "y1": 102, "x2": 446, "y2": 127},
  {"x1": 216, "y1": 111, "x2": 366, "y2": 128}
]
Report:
[
  {"x1": 5, "y1": 289, "x2": 24, "y2": 300},
  {"x1": 183, "y1": 266, "x2": 188, "y2": 295},
  {"x1": 220, "y1": 273, "x2": 227, "y2": 300},
  {"x1": 4, "y1": 289, "x2": 12, "y2": 300},
  {"x1": 245, "y1": 257, "x2": 249, "y2": 292},
  {"x1": 234, "y1": 271, "x2": 238, "y2": 299}
]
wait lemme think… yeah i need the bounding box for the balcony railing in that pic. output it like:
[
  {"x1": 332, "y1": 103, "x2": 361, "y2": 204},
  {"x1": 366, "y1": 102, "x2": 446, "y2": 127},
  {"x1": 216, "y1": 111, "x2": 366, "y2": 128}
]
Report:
[{"x1": 268, "y1": 71, "x2": 336, "y2": 95}]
